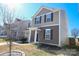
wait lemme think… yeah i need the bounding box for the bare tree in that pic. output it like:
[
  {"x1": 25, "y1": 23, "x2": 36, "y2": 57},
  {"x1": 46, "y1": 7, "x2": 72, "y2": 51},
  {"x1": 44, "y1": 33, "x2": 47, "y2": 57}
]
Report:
[
  {"x1": 0, "y1": 4, "x2": 15, "y2": 56},
  {"x1": 71, "y1": 28, "x2": 79, "y2": 39}
]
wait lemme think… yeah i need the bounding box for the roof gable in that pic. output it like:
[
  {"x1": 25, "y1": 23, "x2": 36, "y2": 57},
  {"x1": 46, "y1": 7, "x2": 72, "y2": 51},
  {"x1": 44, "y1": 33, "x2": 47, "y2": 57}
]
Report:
[
  {"x1": 36, "y1": 7, "x2": 53, "y2": 16},
  {"x1": 32, "y1": 7, "x2": 56, "y2": 18}
]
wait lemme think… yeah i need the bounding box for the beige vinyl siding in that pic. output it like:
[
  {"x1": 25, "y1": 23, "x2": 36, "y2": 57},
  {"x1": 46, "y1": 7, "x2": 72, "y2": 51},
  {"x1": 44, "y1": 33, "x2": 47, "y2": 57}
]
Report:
[
  {"x1": 32, "y1": 10, "x2": 59, "y2": 28},
  {"x1": 38, "y1": 26, "x2": 59, "y2": 45}
]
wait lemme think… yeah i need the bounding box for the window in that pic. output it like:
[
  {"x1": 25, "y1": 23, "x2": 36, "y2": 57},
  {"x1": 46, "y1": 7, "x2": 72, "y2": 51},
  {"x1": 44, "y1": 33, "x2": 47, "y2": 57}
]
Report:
[
  {"x1": 45, "y1": 29, "x2": 51, "y2": 40},
  {"x1": 44, "y1": 13, "x2": 53, "y2": 22},
  {"x1": 35, "y1": 16, "x2": 41, "y2": 24},
  {"x1": 46, "y1": 13, "x2": 51, "y2": 22}
]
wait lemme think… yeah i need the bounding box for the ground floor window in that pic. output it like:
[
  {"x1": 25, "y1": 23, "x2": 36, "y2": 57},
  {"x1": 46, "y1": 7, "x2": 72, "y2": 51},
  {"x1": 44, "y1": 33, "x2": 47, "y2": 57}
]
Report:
[{"x1": 44, "y1": 28, "x2": 52, "y2": 40}]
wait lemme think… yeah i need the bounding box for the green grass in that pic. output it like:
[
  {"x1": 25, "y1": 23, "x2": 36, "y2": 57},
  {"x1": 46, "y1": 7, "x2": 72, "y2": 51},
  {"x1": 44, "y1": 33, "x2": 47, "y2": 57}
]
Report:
[
  {"x1": 0, "y1": 38, "x2": 7, "y2": 43},
  {"x1": 0, "y1": 38, "x2": 15, "y2": 43}
]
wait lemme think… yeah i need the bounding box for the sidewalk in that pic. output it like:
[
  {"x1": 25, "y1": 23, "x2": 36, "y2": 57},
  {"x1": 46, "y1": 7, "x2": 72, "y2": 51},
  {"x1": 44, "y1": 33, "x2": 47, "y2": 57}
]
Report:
[
  {"x1": 0, "y1": 42, "x2": 30, "y2": 46},
  {"x1": 0, "y1": 42, "x2": 20, "y2": 46},
  {"x1": 0, "y1": 42, "x2": 7, "y2": 45}
]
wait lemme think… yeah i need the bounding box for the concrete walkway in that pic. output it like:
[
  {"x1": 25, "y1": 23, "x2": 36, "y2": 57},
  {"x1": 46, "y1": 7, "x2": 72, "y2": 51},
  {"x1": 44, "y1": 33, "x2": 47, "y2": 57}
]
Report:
[
  {"x1": 0, "y1": 42, "x2": 31, "y2": 46},
  {"x1": 0, "y1": 42, "x2": 20, "y2": 46},
  {"x1": 0, "y1": 42, "x2": 7, "y2": 45}
]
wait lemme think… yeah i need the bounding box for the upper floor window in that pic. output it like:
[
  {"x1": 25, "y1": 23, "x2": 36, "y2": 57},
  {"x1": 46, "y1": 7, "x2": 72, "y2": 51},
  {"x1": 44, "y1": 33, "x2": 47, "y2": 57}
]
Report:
[
  {"x1": 44, "y1": 13, "x2": 53, "y2": 22},
  {"x1": 35, "y1": 16, "x2": 41, "y2": 24},
  {"x1": 46, "y1": 13, "x2": 51, "y2": 22}
]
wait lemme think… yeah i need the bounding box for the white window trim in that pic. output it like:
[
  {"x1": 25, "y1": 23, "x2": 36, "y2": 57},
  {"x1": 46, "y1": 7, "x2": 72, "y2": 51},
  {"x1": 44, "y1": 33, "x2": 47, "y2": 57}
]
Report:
[
  {"x1": 45, "y1": 29, "x2": 51, "y2": 40},
  {"x1": 35, "y1": 16, "x2": 41, "y2": 24},
  {"x1": 46, "y1": 13, "x2": 51, "y2": 22}
]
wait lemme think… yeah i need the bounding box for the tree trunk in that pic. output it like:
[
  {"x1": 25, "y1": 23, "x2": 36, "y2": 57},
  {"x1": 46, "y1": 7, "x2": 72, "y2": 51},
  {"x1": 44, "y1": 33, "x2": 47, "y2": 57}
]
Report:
[
  {"x1": 9, "y1": 39, "x2": 12, "y2": 56},
  {"x1": 8, "y1": 24, "x2": 12, "y2": 56}
]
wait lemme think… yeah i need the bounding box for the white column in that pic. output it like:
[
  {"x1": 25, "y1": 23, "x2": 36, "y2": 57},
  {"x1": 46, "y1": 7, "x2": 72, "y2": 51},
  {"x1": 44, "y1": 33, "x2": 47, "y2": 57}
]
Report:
[
  {"x1": 59, "y1": 10, "x2": 61, "y2": 46},
  {"x1": 28, "y1": 30, "x2": 31, "y2": 43},
  {"x1": 34, "y1": 30, "x2": 37, "y2": 43},
  {"x1": 16, "y1": 31, "x2": 19, "y2": 40}
]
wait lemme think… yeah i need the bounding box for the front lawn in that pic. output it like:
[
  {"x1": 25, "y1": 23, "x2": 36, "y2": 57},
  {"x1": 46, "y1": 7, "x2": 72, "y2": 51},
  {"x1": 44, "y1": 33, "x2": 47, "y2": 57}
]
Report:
[
  {"x1": 0, "y1": 38, "x2": 7, "y2": 43},
  {"x1": 0, "y1": 44, "x2": 60, "y2": 56},
  {"x1": 0, "y1": 43, "x2": 79, "y2": 56}
]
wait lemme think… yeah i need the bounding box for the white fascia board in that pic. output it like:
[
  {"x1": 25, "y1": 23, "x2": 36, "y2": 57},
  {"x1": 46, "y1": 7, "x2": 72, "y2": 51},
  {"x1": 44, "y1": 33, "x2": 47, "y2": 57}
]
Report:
[{"x1": 58, "y1": 10, "x2": 61, "y2": 47}]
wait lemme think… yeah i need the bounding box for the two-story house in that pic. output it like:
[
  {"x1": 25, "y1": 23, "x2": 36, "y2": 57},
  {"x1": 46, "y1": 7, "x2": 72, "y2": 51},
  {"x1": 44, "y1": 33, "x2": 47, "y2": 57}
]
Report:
[
  {"x1": 26, "y1": 7, "x2": 68, "y2": 47},
  {"x1": 12, "y1": 18, "x2": 31, "y2": 40},
  {"x1": 4, "y1": 18, "x2": 31, "y2": 40},
  {"x1": 0, "y1": 25, "x2": 7, "y2": 37}
]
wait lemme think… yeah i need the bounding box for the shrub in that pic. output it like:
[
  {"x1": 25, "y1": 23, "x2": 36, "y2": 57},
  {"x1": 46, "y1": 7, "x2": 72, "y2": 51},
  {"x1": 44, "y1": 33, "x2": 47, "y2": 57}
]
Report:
[
  {"x1": 20, "y1": 38, "x2": 27, "y2": 43},
  {"x1": 76, "y1": 46, "x2": 79, "y2": 51},
  {"x1": 4, "y1": 38, "x2": 15, "y2": 42},
  {"x1": 70, "y1": 45, "x2": 77, "y2": 49},
  {"x1": 62, "y1": 45, "x2": 78, "y2": 49},
  {"x1": 62, "y1": 45, "x2": 69, "y2": 49}
]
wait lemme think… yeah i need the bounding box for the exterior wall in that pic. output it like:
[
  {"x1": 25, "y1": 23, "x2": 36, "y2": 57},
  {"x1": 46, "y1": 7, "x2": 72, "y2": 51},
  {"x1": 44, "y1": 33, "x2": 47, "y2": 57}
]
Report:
[
  {"x1": 60, "y1": 10, "x2": 68, "y2": 46},
  {"x1": 32, "y1": 8, "x2": 60, "y2": 46},
  {"x1": 32, "y1": 9, "x2": 59, "y2": 28},
  {"x1": 38, "y1": 26, "x2": 59, "y2": 45}
]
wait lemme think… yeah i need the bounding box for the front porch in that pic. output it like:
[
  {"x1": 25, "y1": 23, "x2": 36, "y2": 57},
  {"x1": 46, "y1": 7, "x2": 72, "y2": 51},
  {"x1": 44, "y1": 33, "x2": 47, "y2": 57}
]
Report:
[{"x1": 25, "y1": 27, "x2": 41, "y2": 43}]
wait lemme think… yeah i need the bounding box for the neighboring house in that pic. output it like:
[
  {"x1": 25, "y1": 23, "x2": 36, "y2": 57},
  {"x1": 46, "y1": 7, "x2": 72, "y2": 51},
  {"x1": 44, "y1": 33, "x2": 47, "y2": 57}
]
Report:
[
  {"x1": 0, "y1": 25, "x2": 7, "y2": 37},
  {"x1": 4, "y1": 18, "x2": 31, "y2": 40},
  {"x1": 12, "y1": 18, "x2": 31, "y2": 40},
  {"x1": 0, "y1": 25, "x2": 4, "y2": 36},
  {"x1": 25, "y1": 7, "x2": 68, "y2": 47},
  {"x1": 76, "y1": 39, "x2": 79, "y2": 46},
  {"x1": 68, "y1": 36, "x2": 79, "y2": 46}
]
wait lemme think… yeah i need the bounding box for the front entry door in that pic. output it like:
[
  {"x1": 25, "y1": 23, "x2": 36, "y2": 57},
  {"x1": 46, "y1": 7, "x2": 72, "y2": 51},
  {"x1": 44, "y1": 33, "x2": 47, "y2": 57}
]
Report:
[{"x1": 36, "y1": 33, "x2": 39, "y2": 42}]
